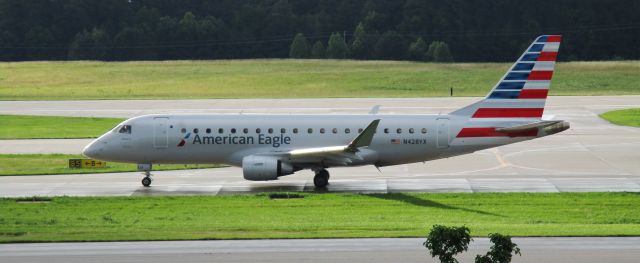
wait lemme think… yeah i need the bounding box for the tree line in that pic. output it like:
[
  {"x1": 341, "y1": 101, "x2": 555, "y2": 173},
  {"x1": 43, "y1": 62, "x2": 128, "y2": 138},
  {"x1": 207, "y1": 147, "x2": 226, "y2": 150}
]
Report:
[
  {"x1": 289, "y1": 32, "x2": 453, "y2": 62},
  {"x1": 0, "y1": 0, "x2": 638, "y2": 61}
]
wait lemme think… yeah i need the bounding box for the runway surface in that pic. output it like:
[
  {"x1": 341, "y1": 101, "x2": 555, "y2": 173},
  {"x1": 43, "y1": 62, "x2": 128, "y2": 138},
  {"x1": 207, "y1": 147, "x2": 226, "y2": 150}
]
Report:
[
  {"x1": 2, "y1": 167, "x2": 640, "y2": 197},
  {"x1": 2, "y1": 237, "x2": 640, "y2": 263},
  {"x1": 0, "y1": 96, "x2": 639, "y2": 196}
]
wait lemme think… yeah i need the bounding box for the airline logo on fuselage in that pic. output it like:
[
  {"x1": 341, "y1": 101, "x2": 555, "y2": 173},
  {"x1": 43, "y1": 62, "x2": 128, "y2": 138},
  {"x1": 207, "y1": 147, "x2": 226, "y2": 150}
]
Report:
[{"x1": 181, "y1": 133, "x2": 291, "y2": 148}]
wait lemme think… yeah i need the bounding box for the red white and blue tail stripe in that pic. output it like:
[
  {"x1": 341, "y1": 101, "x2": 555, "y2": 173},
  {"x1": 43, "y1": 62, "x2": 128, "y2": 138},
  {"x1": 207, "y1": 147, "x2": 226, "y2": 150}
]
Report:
[{"x1": 451, "y1": 35, "x2": 561, "y2": 119}]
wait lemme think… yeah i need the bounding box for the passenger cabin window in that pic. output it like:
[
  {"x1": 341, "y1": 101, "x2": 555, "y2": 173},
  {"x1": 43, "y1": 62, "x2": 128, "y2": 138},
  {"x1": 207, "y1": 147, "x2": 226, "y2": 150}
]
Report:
[
  {"x1": 308, "y1": 128, "x2": 313, "y2": 134},
  {"x1": 384, "y1": 128, "x2": 389, "y2": 134},
  {"x1": 332, "y1": 128, "x2": 338, "y2": 134},
  {"x1": 206, "y1": 128, "x2": 211, "y2": 134},
  {"x1": 293, "y1": 128, "x2": 299, "y2": 134},
  {"x1": 119, "y1": 125, "x2": 132, "y2": 134},
  {"x1": 397, "y1": 128, "x2": 402, "y2": 134},
  {"x1": 281, "y1": 128, "x2": 286, "y2": 134},
  {"x1": 422, "y1": 128, "x2": 427, "y2": 134},
  {"x1": 256, "y1": 128, "x2": 261, "y2": 134},
  {"x1": 409, "y1": 128, "x2": 414, "y2": 134},
  {"x1": 345, "y1": 128, "x2": 351, "y2": 134},
  {"x1": 243, "y1": 128, "x2": 249, "y2": 134},
  {"x1": 193, "y1": 128, "x2": 199, "y2": 134},
  {"x1": 320, "y1": 128, "x2": 325, "y2": 134},
  {"x1": 358, "y1": 128, "x2": 363, "y2": 133},
  {"x1": 180, "y1": 128, "x2": 186, "y2": 134},
  {"x1": 218, "y1": 128, "x2": 224, "y2": 134},
  {"x1": 268, "y1": 128, "x2": 273, "y2": 134},
  {"x1": 231, "y1": 128, "x2": 236, "y2": 134}
]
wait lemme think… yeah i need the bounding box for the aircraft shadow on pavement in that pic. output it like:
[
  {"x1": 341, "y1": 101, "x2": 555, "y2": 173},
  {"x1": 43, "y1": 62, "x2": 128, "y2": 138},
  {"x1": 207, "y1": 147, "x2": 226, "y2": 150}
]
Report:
[{"x1": 365, "y1": 193, "x2": 502, "y2": 217}]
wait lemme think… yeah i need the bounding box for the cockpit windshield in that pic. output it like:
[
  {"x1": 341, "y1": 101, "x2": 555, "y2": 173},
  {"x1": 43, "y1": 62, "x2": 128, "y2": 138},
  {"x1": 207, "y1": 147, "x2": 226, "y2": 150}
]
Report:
[{"x1": 118, "y1": 125, "x2": 132, "y2": 134}]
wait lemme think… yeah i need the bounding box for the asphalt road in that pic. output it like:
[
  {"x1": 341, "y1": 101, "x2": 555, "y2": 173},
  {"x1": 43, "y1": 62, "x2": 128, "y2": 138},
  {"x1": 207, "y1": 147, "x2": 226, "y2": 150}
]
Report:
[
  {"x1": 0, "y1": 96, "x2": 639, "y2": 196},
  {"x1": 2, "y1": 237, "x2": 640, "y2": 263}
]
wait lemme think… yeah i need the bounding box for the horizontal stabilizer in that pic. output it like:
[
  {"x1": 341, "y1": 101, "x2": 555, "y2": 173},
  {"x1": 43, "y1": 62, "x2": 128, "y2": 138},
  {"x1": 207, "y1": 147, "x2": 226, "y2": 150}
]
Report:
[{"x1": 495, "y1": 120, "x2": 564, "y2": 133}]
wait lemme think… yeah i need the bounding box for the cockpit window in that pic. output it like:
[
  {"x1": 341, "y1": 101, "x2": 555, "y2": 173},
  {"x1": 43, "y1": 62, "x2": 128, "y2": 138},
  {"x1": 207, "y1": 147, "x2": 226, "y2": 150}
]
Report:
[{"x1": 118, "y1": 125, "x2": 132, "y2": 134}]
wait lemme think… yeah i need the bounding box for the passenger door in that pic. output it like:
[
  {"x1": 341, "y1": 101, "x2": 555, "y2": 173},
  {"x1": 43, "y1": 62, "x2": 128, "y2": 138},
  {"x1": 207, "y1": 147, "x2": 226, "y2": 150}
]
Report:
[
  {"x1": 153, "y1": 117, "x2": 169, "y2": 148},
  {"x1": 436, "y1": 118, "x2": 450, "y2": 148}
]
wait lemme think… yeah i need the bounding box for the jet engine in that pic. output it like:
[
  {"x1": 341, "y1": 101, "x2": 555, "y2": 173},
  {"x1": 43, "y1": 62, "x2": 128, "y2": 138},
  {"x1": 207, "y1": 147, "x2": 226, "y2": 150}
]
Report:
[{"x1": 242, "y1": 155, "x2": 294, "y2": 181}]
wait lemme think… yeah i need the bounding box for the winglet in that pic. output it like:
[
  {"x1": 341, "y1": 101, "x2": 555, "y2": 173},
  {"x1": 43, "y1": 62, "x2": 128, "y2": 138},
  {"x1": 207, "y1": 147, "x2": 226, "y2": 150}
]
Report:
[
  {"x1": 347, "y1": 119, "x2": 380, "y2": 152},
  {"x1": 369, "y1": 105, "x2": 381, "y2": 114}
]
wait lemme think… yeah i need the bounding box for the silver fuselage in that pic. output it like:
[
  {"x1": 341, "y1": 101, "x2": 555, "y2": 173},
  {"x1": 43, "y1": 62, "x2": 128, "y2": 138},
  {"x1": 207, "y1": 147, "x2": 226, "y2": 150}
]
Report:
[{"x1": 84, "y1": 113, "x2": 549, "y2": 169}]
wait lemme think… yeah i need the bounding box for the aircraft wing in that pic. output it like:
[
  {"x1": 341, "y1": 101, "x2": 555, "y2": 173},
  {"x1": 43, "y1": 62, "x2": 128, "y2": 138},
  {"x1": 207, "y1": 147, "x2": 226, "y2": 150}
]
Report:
[{"x1": 286, "y1": 119, "x2": 380, "y2": 164}]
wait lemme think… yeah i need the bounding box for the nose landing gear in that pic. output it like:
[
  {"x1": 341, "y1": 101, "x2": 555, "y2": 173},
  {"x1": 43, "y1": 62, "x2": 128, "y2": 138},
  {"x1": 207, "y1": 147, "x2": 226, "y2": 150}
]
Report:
[
  {"x1": 141, "y1": 171, "x2": 152, "y2": 187},
  {"x1": 138, "y1": 163, "x2": 153, "y2": 187},
  {"x1": 313, "y1": 169, "x2": 330, "y2": 189}
]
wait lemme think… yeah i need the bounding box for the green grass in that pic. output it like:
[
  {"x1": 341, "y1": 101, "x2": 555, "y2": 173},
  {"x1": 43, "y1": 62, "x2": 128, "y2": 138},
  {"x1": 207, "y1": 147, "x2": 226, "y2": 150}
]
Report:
[
  {"x1": 0, "y1": 192, "x2": 639, "y2": 243},
  {"x1": 600, "y1": 108, "x2": 640, "y2": 127},
  {"x1": 0, "y1": 115, "x2": 124, "y2": 139},
  {"x1": 0, "y1": 60, "x2": 638, "y2": 100},
  {"x1": 0, "y1": 154, "x2": 222, "y2": 176}
]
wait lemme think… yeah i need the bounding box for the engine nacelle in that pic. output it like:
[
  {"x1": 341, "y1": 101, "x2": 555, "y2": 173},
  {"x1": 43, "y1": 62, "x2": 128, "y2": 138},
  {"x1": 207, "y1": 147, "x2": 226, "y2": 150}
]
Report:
[{"x1": 242, "y1": 155, "x2": 294, "y2": 181}]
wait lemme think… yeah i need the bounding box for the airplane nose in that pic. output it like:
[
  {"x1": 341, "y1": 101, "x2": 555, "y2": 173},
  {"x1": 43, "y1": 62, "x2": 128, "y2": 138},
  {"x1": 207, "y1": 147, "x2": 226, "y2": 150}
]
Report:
[{"x1": 82, "y1": 141, "x2": 102, "y2": 159}]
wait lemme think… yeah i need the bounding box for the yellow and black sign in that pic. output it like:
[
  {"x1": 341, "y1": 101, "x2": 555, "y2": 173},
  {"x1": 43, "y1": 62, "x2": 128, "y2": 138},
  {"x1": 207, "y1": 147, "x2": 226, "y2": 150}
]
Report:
[{"x1": 69, "y1": 159, "x2": 107, "y2": 168}]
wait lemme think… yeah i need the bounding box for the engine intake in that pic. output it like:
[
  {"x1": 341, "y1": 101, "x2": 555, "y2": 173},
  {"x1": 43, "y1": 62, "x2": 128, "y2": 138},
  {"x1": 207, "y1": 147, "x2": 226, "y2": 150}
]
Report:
[{"x1": 242, "y1": 155, "x2": 294, "y2": 181}]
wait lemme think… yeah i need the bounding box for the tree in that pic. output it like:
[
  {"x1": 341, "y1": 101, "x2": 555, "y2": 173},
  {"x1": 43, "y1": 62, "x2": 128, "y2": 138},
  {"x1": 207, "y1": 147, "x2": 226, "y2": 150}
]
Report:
[
  {"x1": 475, "y1": 233, "x2": 521, "y2": 263},
  {"x1": 24, "y1": 26, "x2": 55, "y2": 60},
  {"x1": 408, "y1": 37, "x2": 428, "y2": 61},
  {"x1": 350, "y1": 22, "x2": 367, "y2": 59},
  {"x1": 68, "y1": 28, "x2": 111, "y2": 60},
  {"x1": 427, "y1": 41, "x2": 454, "y2": 62},
  {"x1": 374, "y1": 30, "x2": 406, "y2": 60},
  {"x1": 311, "y1": 41, "x2": 325, "y2": 58},
  {"x1": 423, "y1": 225, "x2": 472, "y2": 263},
  {"x1": 289, "y1": 33, "x2": 310, "y2": 58},
  {"x1": 326, "y1": 32, "x2": 349, "y2": 59}
]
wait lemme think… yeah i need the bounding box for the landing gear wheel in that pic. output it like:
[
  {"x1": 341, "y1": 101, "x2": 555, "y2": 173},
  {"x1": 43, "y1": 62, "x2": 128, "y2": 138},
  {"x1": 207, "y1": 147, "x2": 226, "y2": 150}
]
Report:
[
  {"x1": 141, "y1": 176, "x2": 152, "y2": 187},
  {"x1": 313, "y1": 169, "x2": 330, "y2": 189}
]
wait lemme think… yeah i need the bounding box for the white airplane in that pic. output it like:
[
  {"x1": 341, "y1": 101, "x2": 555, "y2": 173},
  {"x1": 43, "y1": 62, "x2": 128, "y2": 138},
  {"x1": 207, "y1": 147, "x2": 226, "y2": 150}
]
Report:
[{"x1": 83, "y1": 35, "x2": 569, "y2": 188}]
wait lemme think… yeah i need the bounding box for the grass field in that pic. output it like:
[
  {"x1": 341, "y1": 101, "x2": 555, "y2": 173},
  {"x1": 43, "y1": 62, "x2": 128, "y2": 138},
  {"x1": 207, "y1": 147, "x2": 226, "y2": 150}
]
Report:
[
  {"x1": 0, "y1": 60, "x2": 638, "y2": 100},
  {"x1": 0, "y1": 154, "x2": 222, "y2": 176},
  {"x1": 0, "y1": 192, "x2": 638, "y2": 243},
  {"x1": 0, "y1": 115, "x2": 124, "y2": 139},
  {"x1": 600, "y1": 108, "x2": 640, "y2": 127}
]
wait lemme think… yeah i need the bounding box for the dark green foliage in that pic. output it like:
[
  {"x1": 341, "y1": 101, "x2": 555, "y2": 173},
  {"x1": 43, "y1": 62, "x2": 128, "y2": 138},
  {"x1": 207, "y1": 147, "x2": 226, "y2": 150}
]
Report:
[
  {"x1": 68, "y1": 28, "x2": 111, "y2": 60},
  {"x1": 423, "y1": 225, "x2": 472, "y2": 263},
  {"x1": 326, "y1": 32, "x2": 349, "y2": 59},
  {"x1": 427, "y1": 41, "x2": 454, "y2": 62},
  {"x1": 0, "y1": 0, "x2": 638, "y2": 61},
  {"x1": 475, "y1": 233, "x2": 521, "y2": 263},
  {"x1": 408, "y1": 37, "x2": 428, "y2": 61},
  {"x1": 350, "y1": 22, "x2": 374, "y2": 59},
  {"x1": 374, "y1": 31, "x2": 406, "y2": 60},
  {"x1": 289, "y1": 33, "x2": 310, "y2": 58},
  {"x1": 311, "y1": 41, "x2": 326, "y2": 58}
]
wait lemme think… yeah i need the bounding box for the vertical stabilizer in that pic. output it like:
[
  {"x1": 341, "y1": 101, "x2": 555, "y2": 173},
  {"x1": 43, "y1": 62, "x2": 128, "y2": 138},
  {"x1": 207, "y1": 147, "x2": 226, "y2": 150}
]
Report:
[{"x1": 451, "y1": 35, "x2": 561, "y2": 119}]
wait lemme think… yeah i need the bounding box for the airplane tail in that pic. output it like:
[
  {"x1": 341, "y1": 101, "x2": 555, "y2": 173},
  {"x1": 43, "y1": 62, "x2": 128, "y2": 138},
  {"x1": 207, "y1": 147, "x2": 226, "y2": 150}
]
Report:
[{"x1": 450, "y1": 35, "x2": 561, "y2": 119}]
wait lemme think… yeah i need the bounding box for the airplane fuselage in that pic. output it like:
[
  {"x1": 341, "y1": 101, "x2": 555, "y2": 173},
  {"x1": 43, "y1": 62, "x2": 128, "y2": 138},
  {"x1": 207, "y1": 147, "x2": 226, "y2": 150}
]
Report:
[{"x1": 85, "y1": 113, "x2": 542, "y2": 168}]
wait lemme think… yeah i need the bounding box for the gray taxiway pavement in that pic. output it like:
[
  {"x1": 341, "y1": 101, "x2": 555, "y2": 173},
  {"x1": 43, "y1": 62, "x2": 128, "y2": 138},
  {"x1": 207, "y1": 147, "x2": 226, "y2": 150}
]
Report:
[
  {"x1": 0, "y1": 96, "x2": 639, "y2": 196},
  {"x1": 2, "y1": 237, "x2": 640, "y2": 263}
]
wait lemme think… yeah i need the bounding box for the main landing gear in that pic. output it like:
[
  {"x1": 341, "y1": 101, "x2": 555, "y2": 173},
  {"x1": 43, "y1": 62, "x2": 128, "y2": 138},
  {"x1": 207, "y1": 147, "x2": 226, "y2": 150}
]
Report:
[
  {"x1": 313, "y1": 169, "x2": 330, "y2": 189},
  {"x1": 141, "y1": 170, "x2": 152, "y2": 187}
]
